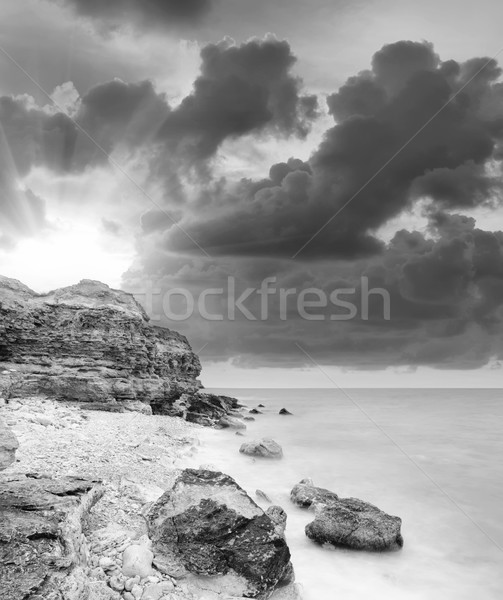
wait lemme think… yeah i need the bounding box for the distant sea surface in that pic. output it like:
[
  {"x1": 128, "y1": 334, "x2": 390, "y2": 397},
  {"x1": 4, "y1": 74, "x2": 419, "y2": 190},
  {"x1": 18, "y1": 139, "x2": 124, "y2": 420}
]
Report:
[{"x1": 185, "y1": 388, "x2": 503, "y2": 600}]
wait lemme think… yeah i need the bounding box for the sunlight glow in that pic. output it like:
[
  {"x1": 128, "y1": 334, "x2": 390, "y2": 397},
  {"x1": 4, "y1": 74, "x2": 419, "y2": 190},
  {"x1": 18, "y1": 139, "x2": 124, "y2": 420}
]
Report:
[{"x1": 0, "y1": 225, "x2": 133, "y2": 293}]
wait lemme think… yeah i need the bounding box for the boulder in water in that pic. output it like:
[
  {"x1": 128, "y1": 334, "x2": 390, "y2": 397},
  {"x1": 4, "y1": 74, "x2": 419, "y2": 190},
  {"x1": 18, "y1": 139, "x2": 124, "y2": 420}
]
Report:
[
  {"x1": 290, "y1": 479, "x2": 339, "y2": 508},
  {"x1": 217, "y1": 415, "x2": 246, "y2": 430},
  {"x1": 305, "y1": 497, "x2": 403, "y2": 551},
  {"x1": 279, "y1": 408, "x2": 293, "y2": 415},
  {"x1": 239, "y1": 438, "x2": 283, "y2": 459}
]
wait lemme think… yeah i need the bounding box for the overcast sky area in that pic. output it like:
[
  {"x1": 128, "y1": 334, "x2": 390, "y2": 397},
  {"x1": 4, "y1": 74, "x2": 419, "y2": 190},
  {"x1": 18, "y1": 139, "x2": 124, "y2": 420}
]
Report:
[{"x1": 2, "y1": 0, "x2": 503, "y2": 387}]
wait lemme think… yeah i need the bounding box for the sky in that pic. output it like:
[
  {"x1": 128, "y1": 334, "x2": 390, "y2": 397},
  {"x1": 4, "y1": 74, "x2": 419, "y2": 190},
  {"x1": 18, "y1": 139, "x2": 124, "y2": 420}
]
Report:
[{"x1": 1, "y1": 0, "x2": 503, "y2": 387}]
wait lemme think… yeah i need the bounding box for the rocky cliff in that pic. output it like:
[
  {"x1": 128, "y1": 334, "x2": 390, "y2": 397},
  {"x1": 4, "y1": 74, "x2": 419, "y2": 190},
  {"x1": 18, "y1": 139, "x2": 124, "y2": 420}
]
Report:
[{"x1": 0, "y1": 276, "x2": 204, "y2": 415}]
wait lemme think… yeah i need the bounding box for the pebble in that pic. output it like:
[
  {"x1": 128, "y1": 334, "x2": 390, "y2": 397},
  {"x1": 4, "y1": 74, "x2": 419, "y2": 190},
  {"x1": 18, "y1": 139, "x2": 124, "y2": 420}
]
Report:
[
  {"x1": 131, "y1": 584, "x2": 143, "y2": 600},
  {"x1": 123, "y1": 594, "x2": 135, "y2": 600},
  {"x1": 108, "y1": 575, "x2": 125, "y2": 592},
  {"x1": 122, "y1": 545, "x2": 154, "y2": 578},
  {"x1": 89, "y1": 567, "x2": 106, "y2": 581},
  {"x1": 99, "y1": 557, "x2": 116, "y2": 570},
  {"x1": 124, "y1": 576, "x2": 140, "y2": 592}
]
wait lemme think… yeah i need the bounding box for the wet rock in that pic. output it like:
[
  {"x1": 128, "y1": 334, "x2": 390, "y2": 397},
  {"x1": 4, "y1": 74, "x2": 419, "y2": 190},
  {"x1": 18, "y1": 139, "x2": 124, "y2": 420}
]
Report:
[
  {"x1": 305, "y1": 497, "x2": 404, "y2": 551},
  {"x1": 0, "y1": 416, "x2": 18, "y2": 470},
  {"x1": 249, "y1": 409, "x2": 262, "y2": 415},
  {"x1": 290, "y1": 479, "x2": 339, "y2": 508},
  {"x1": 279, "y1": 408, "x2": 293, "y2": 415},
  {"x1": 266, "y1": 506, "x2": 287, "y2": 536},
  {"x1": 146, "y1": 469, "x2": 292, "y2": 598},
  {"x1": 185, "y1": 393, "x2": 239, "y2": 425},
  {"x1": 256, "y1": 489, "x2": 271, "y2": 503},
  {"x1": 0, "y1": 473, "x2": 103, "y2": 600},
  {"x1": 239, "y1": 438, "x2": 283, "y2": 459},
  {"x1": 217, "y1": 415, "x2": 246, "y2": 430}
]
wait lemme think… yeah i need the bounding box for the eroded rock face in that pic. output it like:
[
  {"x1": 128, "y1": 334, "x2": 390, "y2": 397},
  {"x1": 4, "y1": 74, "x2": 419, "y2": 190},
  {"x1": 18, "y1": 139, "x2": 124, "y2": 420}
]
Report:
[
  {"x1": 146, "y1": 469, "x2": 293, "y2": 598},
  {"x1": 0, "y1": 417, "x2": 18, "y2": 470},
  {"x1": 305, "y1": 497, "x2": 404, "y2": 551},
  {"x1": 0, "y1": 473, "x2": 104, "y2": 599},
  {"x1": 0, "y1": 276, "x2": 203, "y2": 414}
]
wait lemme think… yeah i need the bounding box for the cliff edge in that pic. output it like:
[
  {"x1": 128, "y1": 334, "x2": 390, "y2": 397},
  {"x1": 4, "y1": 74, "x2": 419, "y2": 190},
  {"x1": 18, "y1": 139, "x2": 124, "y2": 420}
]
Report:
[{"x1": 0, "y1": 276, "x2": 203, "y2": 415}]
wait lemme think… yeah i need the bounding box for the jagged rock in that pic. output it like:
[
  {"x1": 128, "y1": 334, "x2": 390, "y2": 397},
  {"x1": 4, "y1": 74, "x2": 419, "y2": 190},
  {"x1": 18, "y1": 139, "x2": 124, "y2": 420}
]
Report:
[
  {"x1": 266, "y1": 506, "x2": 287, "y2": 536},
  {"x1": 184, "y1": 393, "x2": 240, "y2": 426},
  {"x1": 0, "y1": 276, "x2": 200, "y2": 409},
  {"x1": 146, "y1": 469, "x2": 292, "y2": 598},
  {"x1": 279, "y1": 408, "x2": 293, "y2": 416},
  {"x1": 0, "y1": 417, "x2": 18, "y2": 470},
  {"x1": 0, "y1": 473, "x2": 104, "y2": 599},
  {"x1": 305, "y1": 497, "x2": 404, "y2": 551},
  {"x1": 290, "y1": 479, "x2": 339, "y2": 508},
  {"x1": 239, "y1": 438, "x2": 283, "y2": 459}
]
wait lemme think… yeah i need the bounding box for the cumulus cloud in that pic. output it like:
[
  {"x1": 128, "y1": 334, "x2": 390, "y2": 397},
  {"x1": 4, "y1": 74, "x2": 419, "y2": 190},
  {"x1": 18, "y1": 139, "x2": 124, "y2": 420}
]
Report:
[
  {"x1": 0, "y1": 80, "x2": 170, "y2": 175},
  {"x1": 155, "y1": 38, "x2": 318, "y2": 168},
  {"x1": 58, "y1": 0, "x2": 212, "y2": 31},
  {"x1": 0, "y1": 38, "x2": 315, "y2": 187},
  {"x1": 123, "y1": 40, "x2": 503, "y2": 371},
  {"x1": 162, "y1": 40, "x2": 503, "y2": 260}
]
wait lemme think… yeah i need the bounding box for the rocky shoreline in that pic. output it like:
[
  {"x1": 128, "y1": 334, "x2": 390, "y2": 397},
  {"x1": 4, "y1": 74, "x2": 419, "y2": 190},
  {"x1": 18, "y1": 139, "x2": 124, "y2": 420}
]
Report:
[{"x1": 0, "y1": 277, "x2": 403, "y2": 599}]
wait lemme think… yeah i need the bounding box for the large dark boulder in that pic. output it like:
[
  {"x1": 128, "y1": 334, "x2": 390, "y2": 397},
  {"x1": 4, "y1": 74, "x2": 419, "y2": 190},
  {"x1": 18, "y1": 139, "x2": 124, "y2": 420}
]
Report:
[
  {"x1": 305, "y1": 497, "x2": 404, "y2": 551},
  {"x1": 0, "y1": 473, "x2": 104, "y2": 599},
  {"x1": 146, "y1": 469, "x2": 293, "y2": 598}
]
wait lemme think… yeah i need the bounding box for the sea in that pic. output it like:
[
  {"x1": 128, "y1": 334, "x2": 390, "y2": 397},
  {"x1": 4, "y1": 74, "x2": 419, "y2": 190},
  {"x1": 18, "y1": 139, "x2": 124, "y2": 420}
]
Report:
[{"x1": 183, "y1": 388, "x2": 503, "y2": 600}]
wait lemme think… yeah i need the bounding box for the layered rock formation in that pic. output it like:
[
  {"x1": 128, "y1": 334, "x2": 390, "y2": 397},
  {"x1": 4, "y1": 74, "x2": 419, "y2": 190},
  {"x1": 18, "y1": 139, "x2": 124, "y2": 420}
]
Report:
[
  {"x1": 0, "y1": 417, "x2": 18, "y2": 470},
  {"x1": 0, "y1": 276, "x2": 219, "y2": 417},
  {"x1": 0, "y1": 473, "x2": 104, "y2": 600}
]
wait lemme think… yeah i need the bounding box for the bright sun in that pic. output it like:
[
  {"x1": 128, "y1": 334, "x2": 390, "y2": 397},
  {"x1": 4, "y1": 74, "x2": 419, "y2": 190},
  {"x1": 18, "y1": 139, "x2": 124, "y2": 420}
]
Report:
[{"x1": 0, "y1": 225, "x2": 134, "y2": 293}]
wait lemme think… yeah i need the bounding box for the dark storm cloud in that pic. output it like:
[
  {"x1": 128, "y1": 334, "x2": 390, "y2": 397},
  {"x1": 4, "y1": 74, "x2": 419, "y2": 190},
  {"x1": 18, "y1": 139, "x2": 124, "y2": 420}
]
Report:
[
  {"x1": 0, "y1": 38, "x2": 315, "y2": 183},
  {"x1": 124, "y1": 212, "x2": 503, "y2": 370},
  {"x1": 165, "y1": 40, "x2": 503, "y2": 259},
  {"x1": 0, "y1": 80, "x2": 170, "y2": 175},
  {"x1": 59, "y1": 0, "x2": 212, "y2": 30},
  {"x1": 156, "y1": 38, "x2": 319, "y2": 165},
  {"x1": 0, "y1": 96, "x2": 77, "y2": 176}
]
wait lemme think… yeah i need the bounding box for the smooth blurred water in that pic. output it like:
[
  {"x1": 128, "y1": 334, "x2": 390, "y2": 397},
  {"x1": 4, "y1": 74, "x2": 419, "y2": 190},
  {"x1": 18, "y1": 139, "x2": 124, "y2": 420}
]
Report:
[{"x1": 184, "y1": 388, "x2": 503, "y2": 600}]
